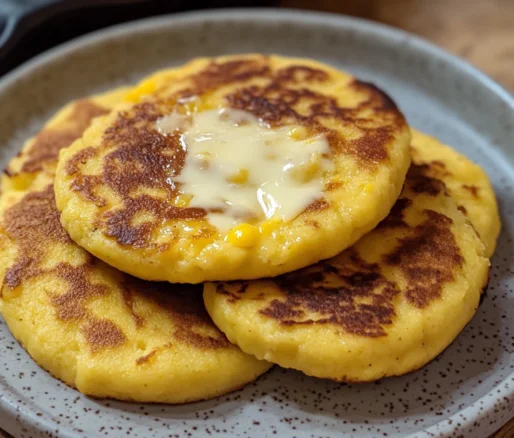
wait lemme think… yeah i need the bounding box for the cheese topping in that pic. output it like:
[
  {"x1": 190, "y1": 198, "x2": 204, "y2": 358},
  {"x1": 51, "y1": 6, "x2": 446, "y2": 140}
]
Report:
[{"x1": 157, "y1": 108, "x2": 332, "y2": 232}]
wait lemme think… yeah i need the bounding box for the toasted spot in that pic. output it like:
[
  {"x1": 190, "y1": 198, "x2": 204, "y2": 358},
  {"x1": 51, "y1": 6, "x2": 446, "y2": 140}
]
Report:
[
  {"x1": 347, "y1": 126, "x2": 392, "y2": 163},
  {"x1": 305, "y1": 198, "x2": 329, "y2": 212},
  {"x1": 102, "y1": 195, "x2": 205, "y2": 248},
  {"x1": 258, "y1": 251, "x2": 399, "y2": 337},
  {"x1": 384, "y1": 210, "x2": 463, "y2": 308},
  {"x1": 215, "y1": 282, "x2": 246, "y2": 303},
  {"x1": 462, "y1": 184, "x2": 480, "y2": 198},
  {"x1": 124, "y1": 280, "x2": 231, "y2": 350},
  {"x1": 22, "y1": 101, "x2": 108, "y2": 174},
  {"x1": 3, "y1": 186, "x2": 72, "y2": 288},
  {"x1": 326, "y1": 181, "x2": 342, "y2": 191},
  {"x1": 50, "y1": 262, "x2": 108, "y2": 320},
  {"x1": 377, "y1": 198, "x2": 412, "y2": 230},
  {"x1": 305, "y1": 219, "x2": 320, "y2": 228},
  {"x1": 408, "y1": 164, "x2": 446, "y2": 196},
  {"x1": 83, "y1": 318, "x2": 126, "y2": 352},
  {"x1": 185, "y1": 57, "x2": 272, "y2": 97},
  {"x1": 65, "y1": 147, "x2": 98, "y2": 175}
]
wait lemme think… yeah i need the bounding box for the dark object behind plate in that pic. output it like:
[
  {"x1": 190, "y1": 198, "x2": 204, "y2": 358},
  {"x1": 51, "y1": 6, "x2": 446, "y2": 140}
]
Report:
[{"x1": 0, "y1": 0, "x2": 276, "y2": 76}]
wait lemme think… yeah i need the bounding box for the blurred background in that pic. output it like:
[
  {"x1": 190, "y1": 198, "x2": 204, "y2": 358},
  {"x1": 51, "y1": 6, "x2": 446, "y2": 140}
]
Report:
[{"x1": 0, "y1": 0, "x2": 512, "y2": 90}]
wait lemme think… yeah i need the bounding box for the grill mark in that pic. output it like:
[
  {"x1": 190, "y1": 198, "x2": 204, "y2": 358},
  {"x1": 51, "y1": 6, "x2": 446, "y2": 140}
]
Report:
[
  {"x1": 70, "y1": 174, "x2": 105, "y2": 207},
  {"x1": 65, "y1": 147, "x2": 97, "y2": 175}
]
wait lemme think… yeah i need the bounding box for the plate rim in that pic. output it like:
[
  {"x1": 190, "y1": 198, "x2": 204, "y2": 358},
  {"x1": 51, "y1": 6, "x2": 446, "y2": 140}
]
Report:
[{"x1": 0, "y1": 7, "x2": 512, "y2": 438}]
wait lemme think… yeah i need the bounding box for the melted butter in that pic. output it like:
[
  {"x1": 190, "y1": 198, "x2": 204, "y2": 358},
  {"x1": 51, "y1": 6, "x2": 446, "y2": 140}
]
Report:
[{"x1": 157, "y1": 108, "x2": 332, "y2": 232}]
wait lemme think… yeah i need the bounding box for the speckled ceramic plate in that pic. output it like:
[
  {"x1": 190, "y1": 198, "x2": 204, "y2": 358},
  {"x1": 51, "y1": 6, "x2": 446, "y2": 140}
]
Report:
[{"x1": 0, "y1": 8, "x2": 513, "y2": 438}]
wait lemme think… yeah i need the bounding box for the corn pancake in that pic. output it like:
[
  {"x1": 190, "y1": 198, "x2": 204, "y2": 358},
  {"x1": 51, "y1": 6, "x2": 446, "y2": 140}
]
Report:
[
  {"x1": 54, "y1": 54, "x2": 411, "y2": 283},
  {"x1": 204, "y1": 135, "x2": 491, "y2": 382},
  {"x1": 0, "y1": 92, "x2": 271, "y2": 403},
  {"x1": 2, "y1": 88, "x2": 129, "y2": 192},
  {"x1": 410, "y1": 130, "x2": 500, "y2": 257}
]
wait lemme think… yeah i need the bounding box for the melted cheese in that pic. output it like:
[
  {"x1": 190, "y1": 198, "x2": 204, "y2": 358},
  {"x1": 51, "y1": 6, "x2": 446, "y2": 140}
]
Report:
[{"x1": 157, "y1": 108, "x2": 332, "y2": 232}]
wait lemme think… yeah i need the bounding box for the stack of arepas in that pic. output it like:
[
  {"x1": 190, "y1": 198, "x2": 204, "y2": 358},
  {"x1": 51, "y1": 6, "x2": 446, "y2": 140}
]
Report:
[{"x1": 0, "y1": 55, "x2": 500, "y2": 403}]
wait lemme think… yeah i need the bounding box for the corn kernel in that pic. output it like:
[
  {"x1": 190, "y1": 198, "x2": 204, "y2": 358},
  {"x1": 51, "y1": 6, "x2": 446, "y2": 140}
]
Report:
[
  {"x1": 288, "y1": 126, "x2": 308, "y2": 140},
  {"x1": 227, "y1": 223, "x2": 259, "y2": 247},
  {"x1": 287, "y1": 158, "x2": 321, "y2": 183},
  {"x1": 177, "y1": 96, "x2": 211, "y2": 114},
  {"x1": 228, "y1": 169, "x2": 249, "y2": 184},
  {"x1": 364, "y1": 183, "x2": 374, "y2": 194},
  {"x1": 125, "y1": 79, "x2": 157, "y2": 102},
  {"x1": 175, "y1": 194, "x2": 193, "y2": 207},
  {"x1": 258, "y1": 220, "x2": 279, "y2": 236}
]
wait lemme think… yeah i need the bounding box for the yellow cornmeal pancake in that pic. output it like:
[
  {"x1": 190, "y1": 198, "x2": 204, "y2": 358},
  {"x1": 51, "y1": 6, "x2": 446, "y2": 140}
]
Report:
[
  {"x1": 204, "y1": 138, "x2": 491, "y2": 382},
  {"x1": 54, "y1": 54, "x2": 411, "y2": 284},
  {"x1": 2, "y1": 88, "x2": 128, "y2": 192},
  {"x1": 0, "y1": 94, "x2": 271, "y2": 403},
  {"x1": 410, "y1": 130, "x2": 500, "y2": 257}
]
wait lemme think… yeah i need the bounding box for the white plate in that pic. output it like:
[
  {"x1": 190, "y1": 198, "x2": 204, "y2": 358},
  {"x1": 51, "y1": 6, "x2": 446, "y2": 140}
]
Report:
[{"x1": 0, "y1": 8, "x2": 513, "y2": 438}]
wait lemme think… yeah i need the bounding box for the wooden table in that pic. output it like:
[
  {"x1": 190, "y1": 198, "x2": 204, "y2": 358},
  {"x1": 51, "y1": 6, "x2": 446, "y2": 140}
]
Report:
[{"x1": 1, "y1": 1, "x2": 512, "y2": 437}]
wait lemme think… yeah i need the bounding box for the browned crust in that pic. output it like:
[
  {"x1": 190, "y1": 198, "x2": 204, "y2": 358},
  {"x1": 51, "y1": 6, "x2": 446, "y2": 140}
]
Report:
[
  {"x1": 383, "y1": 209, "x2": 463, "y2": 308},
  {"x1": 6, "y1": 100, "x2": 108, "y2": 176},
  {"x1": 407, "y1": 164, "x2": 447, "y2": 196},
  {"x1": 326, "y1": 272, "x2": 490, "y2": 383}
]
